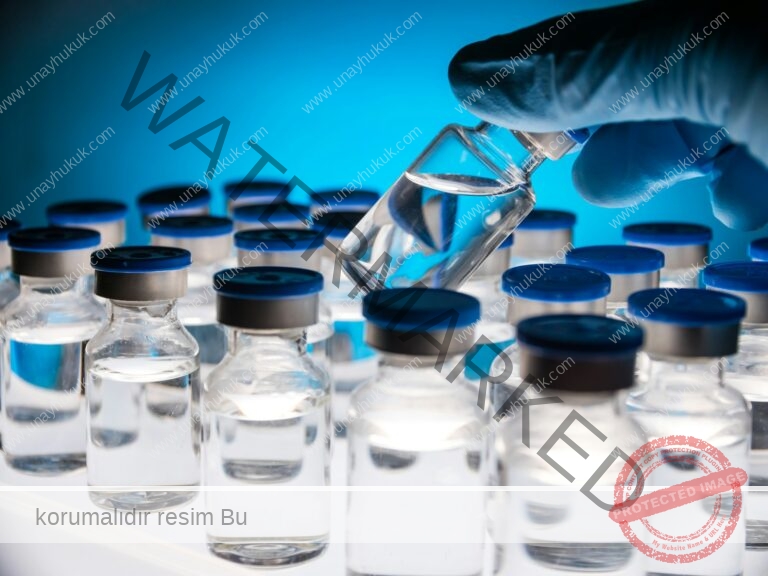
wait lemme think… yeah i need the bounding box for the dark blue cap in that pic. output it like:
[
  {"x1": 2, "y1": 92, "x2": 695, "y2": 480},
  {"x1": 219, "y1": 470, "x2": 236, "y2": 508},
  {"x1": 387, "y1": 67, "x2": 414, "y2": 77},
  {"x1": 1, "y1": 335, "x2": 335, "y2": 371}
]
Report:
[
  {"x1": 10, "y1": 227, "x2": 100, "y2": 252},
  {"x1": 0, "y1": 220, "x2": 22, "y2": 241},
  {"x1": 311, "y1": 190, "x2": 379, "y2": 211},
  {"x1": 702, "y1": 262, "x2": 768, "y2": 293},
  {"x1": 566, "y1": 245, "x2": 664, "y2": 274},
  {"x1": 311, "y1": 211, "x2": 364, "y2": 239},
  {"x1": 91, "y1": 246, "x2": 191, "y2": 273},
  {"x1": 213, "y1": 266, "x2": 323, "y2": 299},
  {"x1": 517, "y1": 209, "x2": 576, "y2": 231},
  {"x1": 233, "y1": 203, "x2": 309, "y2": 225},
  {"x1": 502, "y1": 264, "x2": 611, "y2": 302},
  {"x1": 623, "y1": 223, "x2": 712, "y2": 246},
  {"x1": 224, "y1": 180, "x2": 286, "y2": 203},
  {"x1": 628, "y1": 288, "x2": 745, "y2": 327},
  {"x1": 499, "y1": 233, "x2": 514, "y2": 249},
  {"x1": 47, "y1": 200, "x2": 128, "y2": 224},
  {"x1": 749, "y1": 238, "x2": 768, "y2": 262},
  {"x1": 152, "y1": 216, "x2": 233, "y2": 238},
  {"x1": 517, "y1": 314, "x2": 643, "y2": 355},
  {"x1": 234, "y1": 228, "x2": 322, "y2": 252},
  {"x1": 137, "y1": 186, "x2": 210, "y2": 214},
  {"x1": 363, "y1": 288, "x2": 480, "y2": 331}
]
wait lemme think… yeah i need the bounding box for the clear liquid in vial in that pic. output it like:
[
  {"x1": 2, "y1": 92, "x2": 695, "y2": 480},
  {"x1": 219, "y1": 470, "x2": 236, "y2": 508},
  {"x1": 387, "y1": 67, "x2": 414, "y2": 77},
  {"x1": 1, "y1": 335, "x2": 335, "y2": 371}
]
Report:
[
  {"x1": 87, "y1": 357, "x2": 200, "y2": 510},
  {"x1": 341, "y1": 172, "x2": 532, "y2": 291},
  {"x1": 184, "y1": 322, "x2": 227, "y2": 381},
  {"x1": 205, "y1": 392, "x2": 331, "y2": 566},
  {"x1": 4, "y1": 338, "x2": 89, "y2": 474}
]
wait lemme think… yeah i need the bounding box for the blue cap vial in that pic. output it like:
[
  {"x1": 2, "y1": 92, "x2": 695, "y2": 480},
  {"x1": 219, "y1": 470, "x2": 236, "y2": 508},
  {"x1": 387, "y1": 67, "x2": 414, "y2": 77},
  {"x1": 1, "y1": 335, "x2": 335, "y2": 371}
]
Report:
[
  {"x1": 311, "y1": 190, "x2": 379, "y2": 213},
  {"x1": 623, "y1": 223, "x2": 712, "y2": 246},
  {"x1": 702, "y1": 262, "x2": 768, "y2": 324},
  {"x1": 9, "y1": 227, "x2": 101, "y2": 278},
  {"x1": 502, "y1": 264, "x2": 610, "y2": 303},
  {"x1": 138, "y1": 186, "x2": 211, "y2": 217},
  {"x1": 47, "y1": 200, "x2": 128, "y2": 225},
  {"x1": 517, "y1": 210, "x2": 576, "y2": 231},
  {"x1": 225, "y1": 180, "x2": 287, "y2": 209},
  {"x1": 233, "y1": 203, "x2": 309, "y2": 231},
  {"x1": 151, "y1": 216, "x2": 233, "y2": 264}
]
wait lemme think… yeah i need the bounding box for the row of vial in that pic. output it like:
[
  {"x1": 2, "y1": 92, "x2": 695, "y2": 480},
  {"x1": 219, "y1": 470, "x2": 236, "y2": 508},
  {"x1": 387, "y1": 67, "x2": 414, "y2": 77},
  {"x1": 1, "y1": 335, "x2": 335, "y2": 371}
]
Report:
[{"x1": 1, "y1": 188, "x2": 768, "y2": 574}]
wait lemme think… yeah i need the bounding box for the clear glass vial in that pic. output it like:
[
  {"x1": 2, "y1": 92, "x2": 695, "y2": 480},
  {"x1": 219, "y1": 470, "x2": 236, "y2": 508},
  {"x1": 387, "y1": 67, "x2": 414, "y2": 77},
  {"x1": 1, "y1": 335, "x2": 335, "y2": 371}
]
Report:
[
  {"x1": 702, "y1": 262, "x2": 768, "y2": 551},
  {"x1": 86, "y1": 246, "x2": 200, "y2": 510},
  {"x1": 137, "y1": 185, "x2": 211, "y2": 231},
  {"x1": 504, "y1": 314, "x2": 644, "y2": 575},
  {"x1": 47, "y1": 200, "x2": 128, "y2": 249},
  {"x1": 2, "y1": 227, "x2": 104, "y2": 474},
  {"x1": 625, "y1": 288, "x2": 750, "y2": 576},
  {"x1": 224, "y1": 179, "x2": 286, "y2": 213},
  {"x1": 232, "y1": 203, "x2": 309, "y2": 232},
  {"x1": 204, "y1": 266, "x2": 331, "y2": 566},
  {"x1": 151, "y1": 216, "x2": 233, "y2": 380},
  {"x1": 309, "y1": 189, "x2": 379, "y2": 219},
  {"x1": 347, "y1": 287, "x2": 491, "y2": 576},
  {"x1": 749, "y1": 238, "x2": 768, "y2": 262},
  {"x1": 509, "y1": 209, "x2": 576, "y2": 267},
  {"x1": 234, "y1": 229, "x2": 334, "y2": 367},
  {"x1": 623, "y1": 223, "x2": 712, "y2": 288},
  {"x1": 339, "y1": 123, "x2": 588, "y2": 293},
  {"x1": 566, "y1": 245, "x2": 664, "y2": 320}
]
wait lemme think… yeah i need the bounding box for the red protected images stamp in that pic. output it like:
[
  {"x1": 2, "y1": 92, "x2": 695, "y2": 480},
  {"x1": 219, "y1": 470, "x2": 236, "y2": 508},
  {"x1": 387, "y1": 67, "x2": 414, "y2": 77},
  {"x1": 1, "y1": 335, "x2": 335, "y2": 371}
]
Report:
[{"x1": 610, "y1": 435, "x2": 747, "y2": 564}]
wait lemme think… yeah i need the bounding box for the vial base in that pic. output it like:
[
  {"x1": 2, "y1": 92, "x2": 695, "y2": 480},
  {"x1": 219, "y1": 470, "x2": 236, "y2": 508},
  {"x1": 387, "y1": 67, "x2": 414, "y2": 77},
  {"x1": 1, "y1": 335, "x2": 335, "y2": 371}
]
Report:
[
  {"x1": 5, "y1": 453, "x2": 85, "y2": 475},
  {"x1": 207, "y1": 537, "x2": 327, "y2": 567},
  {"x1": 88, "y1": 489, "x2": 197, "y2": 511}
]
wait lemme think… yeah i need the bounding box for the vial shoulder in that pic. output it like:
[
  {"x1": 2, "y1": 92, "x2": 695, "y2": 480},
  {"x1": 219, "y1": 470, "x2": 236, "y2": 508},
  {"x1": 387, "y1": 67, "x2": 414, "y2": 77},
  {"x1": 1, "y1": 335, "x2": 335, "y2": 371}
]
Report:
[
  {"x1": 86, "y1": 318, "x2": 199, "y2": 360},
  {"x1": 3, "y1": 292, "x2": 104, "y2": 337}
]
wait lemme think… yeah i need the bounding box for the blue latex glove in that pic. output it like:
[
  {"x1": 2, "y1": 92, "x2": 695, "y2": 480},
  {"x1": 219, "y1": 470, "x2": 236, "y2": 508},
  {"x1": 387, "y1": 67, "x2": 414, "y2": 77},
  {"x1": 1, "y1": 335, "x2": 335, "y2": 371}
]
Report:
[{"x1": 449, "y1": 1, "x2": 768, "y2": 230}]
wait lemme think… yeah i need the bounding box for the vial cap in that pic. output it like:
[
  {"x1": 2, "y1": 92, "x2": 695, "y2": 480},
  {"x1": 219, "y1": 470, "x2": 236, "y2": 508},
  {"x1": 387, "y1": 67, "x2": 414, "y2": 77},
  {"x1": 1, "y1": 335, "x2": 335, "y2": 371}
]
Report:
[
  {"x1": 499, "y1": 233, "x2": 515, "y2": 249},
  {"x1": 312, "y1": 211, "x2": 365, "y2": 238},
  {"x1": 502, "y1": 264, "x2": 610, "y2": 302},
  {"x1": 311, "y1": 190, "x2": 379, "y2": 211},
  {"x1": 10, "y1": 227, "x2": 100, "y2": 252},
  {"x1": 213, "y1": 266, "x2": 323, "y2": 299},
  {"x1": 137, "y1": 186, "x2": 210, "y2": 214},
  {"x1": 517, "y1": 314, "x2": 643, "y2": 355},
  {"x1": 702, "y1": 262, "x2": 768, "y2": 293},
  {"x1": 628, "y1": 288, "x2": 746, "y2": 327},
  {"x1": 47, "y1": 200, "x2": 128, "y2": 224},
  {"x1": 622, "y1": 222, "x2": 712, "y2": 246},
  {"x1": 234, "y1": 228, "x2": 322, "y2": 252},
  {"x1": 363, "y1": 288, "x2": 481, "y2": 331},
  {"x1": 566, "y1": 245, "x2": 664, "y2": 274},
  {"x1": 749, "y1": 238, "x2": 768, "y2": 262},
  {"x1": 517, "y1": 209, "x2": 576, "y2": 231},
  {"x1": 233, "y1": 203, "x2": 309, "y2": 225},
  {"x1": 152, "y1": 216, "x2": 233, "y2": 238},
  {"x1": 224, "y1": 180, "x2": 286, "y2": 203},
  {"x1": 91, "y1": 246, "x2": 191, "y2": 272},
  {"x1": 0, "y1": 220, "x2": 22, "y2": 242}
]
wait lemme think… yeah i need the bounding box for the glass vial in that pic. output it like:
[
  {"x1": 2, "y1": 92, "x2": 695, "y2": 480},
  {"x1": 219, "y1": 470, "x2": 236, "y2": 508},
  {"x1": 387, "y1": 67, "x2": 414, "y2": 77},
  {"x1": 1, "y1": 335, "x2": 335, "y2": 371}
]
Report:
[
  {"x1": 204, "y1": 266, "x2": 331, "y2": 566},
  {"x1": 338, "y1": 123, "x2": 587, "y2": 293},
  {"x1": 625, "y1": 288, "x2": 750, "y2": 576},
  {"x1": 566, "y1": 245, "x2": 664, "y2": 320},
  {"x1": 347, "y1": 287, "x2": 491, "y2": 576},
  {"x1": 232, "y1": 203, "x2": 309, "y2": 232},
  {"x1": 702, "y1": 262, "x2": 768, "y2": 552},
  {"x1": 151, "y1": 216, "x2": 233, "y2": 380},
  {"x1": 2, "y1": 227, "x2": 104, "y2": 474},
  {"x1": 224, "y1": 179, "x2": 286, "y2": 214},
  {"x1": 503, "y1": 314, "x2": 645, "y2": 575},
  {"x1": 47, "y1": 200, "x2": 128, "y2": 249},
  {"x1": 137, "y1": 186, "x2": 211, "y2": 231},
  {"x1": 623, "y1": 223, "x2": 712, "y2": 288},
  {"x1": 234, "y1": 229, "x2": 334, "y2": 368},
  {"x1": 86, "y1": 246, "x2": 200, "y2": 510},
  {"x1": 509, "y1": 209, "x2": 575, "y2": 267},
  {"x1": 309, "y1": 190, "x2": 378, "y2": 222}
]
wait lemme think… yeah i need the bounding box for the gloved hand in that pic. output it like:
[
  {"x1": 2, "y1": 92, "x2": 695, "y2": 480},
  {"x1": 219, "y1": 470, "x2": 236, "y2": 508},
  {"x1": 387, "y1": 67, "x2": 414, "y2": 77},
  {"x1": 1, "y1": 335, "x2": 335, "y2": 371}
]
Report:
[{"x1": 449, "y1": 1, "x2": 768, "y2": 230}]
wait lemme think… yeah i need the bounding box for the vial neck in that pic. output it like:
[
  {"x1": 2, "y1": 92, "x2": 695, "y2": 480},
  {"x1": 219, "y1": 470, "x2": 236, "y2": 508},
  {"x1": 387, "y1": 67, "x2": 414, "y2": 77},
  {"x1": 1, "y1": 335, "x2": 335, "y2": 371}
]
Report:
[
  {"x1": 232, "y1": 328, "x2": 308, "y2": 355},
  {"x1": 378, "y1": 352, "x2": 462, "y2": 385},
  {"x1": 647, "y1": 355, "x2": 725, "y2": 388},
  {"x1": 108, "y1": 299, "x2": 179, "y2": 323},
  {"x1": 20, "y1": 275, "x2": 88, "y2": 295}
]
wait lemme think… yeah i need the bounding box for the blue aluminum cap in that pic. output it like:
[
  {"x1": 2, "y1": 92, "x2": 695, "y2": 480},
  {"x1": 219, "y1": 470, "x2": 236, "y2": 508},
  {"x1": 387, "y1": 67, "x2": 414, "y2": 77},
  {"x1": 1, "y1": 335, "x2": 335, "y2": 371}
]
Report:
[
  {"x1": 47, "y1": 200, "x2": 128, "y2": 224},
  {"x1": 623, "y1": 223, "x2": 712, "y2": 246},
  {"x1": 151, "y1": 216, "x2": 233, "y2": 238},
  {"x1": 137, "y1": 186, "x2": 210, "y2": 214},
  {"x1": 702, "y1": 262, "x2": 768, "y2": 293},
  {"x1": 517, "y1": 209, "x2": 576, "y2": 231},
  {"x1": 628, "y1": 288, "x2": 745, "y2": 327},
  {"x1": 9, "y1": 227, "x2": 100, "y2": 252},
  {"x1": 213, "y1": 266, "x2": 323, "y2": 299},
  {"x1": 312, "y1": 211, "x2": 365, "y2": 239},
  {"x1": 363, "y1": 288, "x2": 480, "y2": 331},
  {"x1": 224, "y1": 180, "x2": 286, "y2": 203},
  {"x1": 502, "y1": 264, "x2": 611, "y2": 302},
  {"x1": 234, "y1": 228, "x2": 322, "y2": 252},
  {"x1": 311, "y1": 190, "x2": 379, "y2": 211},
  {"x1": 517, "y1": 314, "x2": 643, "y2": 355},
  {"x1": 566, "y1": 245, "x2": 665, "y2": 274},
  {"x1": 91, "y1": 246, "x2": 191, "y2": 273},
  {"x1": 233, "y1": 203, "x2": 309, "y2": 225},
  {"x1": 0, "y1": 220, "x2": 22, "y2": 242},
  {"x1": 749, "y1": 238, "x2": 768, "y2": 262}
]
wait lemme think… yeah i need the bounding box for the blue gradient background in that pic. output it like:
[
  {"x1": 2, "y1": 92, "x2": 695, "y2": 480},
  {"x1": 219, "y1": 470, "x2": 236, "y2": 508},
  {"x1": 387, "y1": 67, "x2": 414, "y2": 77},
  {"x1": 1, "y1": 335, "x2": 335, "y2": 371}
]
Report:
[{"x1": 0, "y1": 0, "x2": 759, "y2": 255}]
